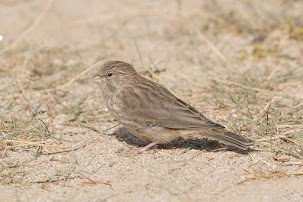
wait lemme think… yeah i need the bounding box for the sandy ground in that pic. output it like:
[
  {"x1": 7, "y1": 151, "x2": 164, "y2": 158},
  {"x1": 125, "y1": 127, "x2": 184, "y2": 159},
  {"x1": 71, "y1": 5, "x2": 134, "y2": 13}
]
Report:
[{"x1": 0, "y1": 0, "x2": 303, "y2": 201}]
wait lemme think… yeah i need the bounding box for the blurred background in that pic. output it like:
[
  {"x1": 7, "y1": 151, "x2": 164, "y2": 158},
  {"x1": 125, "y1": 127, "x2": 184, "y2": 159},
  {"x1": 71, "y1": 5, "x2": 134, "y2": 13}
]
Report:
[
  {"x1": 1, "y1": 0, "x2": 302, "y2": 64},
  {"x1": 1, "y1": 0, "x2": 302, "y2": 128},
  {"x1": 0, "y1": 0, "x2": 303, "y2": 201}
]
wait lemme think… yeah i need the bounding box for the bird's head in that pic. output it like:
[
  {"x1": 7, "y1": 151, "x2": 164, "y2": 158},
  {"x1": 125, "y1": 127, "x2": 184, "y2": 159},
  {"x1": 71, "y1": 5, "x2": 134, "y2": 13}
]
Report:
[{"x1": 92, "y1": 61, "x2": 138, "y2": 91}]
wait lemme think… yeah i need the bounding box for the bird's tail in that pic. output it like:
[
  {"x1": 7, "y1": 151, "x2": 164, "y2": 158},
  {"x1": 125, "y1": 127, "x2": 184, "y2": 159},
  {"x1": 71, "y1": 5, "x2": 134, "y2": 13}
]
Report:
[{"x1": 184, "y1": 128, "x2": 253, "y2": 150}]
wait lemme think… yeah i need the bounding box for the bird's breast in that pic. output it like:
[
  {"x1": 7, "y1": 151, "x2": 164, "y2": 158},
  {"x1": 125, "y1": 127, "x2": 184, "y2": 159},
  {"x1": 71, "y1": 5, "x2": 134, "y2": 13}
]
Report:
[{"x1": 105, "y1": 94, "x2": 124, "y2": 119}]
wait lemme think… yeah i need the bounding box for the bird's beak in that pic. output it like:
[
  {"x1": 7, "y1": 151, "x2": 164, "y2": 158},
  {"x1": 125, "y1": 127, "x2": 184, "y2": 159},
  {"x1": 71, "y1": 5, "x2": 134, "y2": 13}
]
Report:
[{"x1": 91, "y1": 74, "x2": 101, "y2": 82}]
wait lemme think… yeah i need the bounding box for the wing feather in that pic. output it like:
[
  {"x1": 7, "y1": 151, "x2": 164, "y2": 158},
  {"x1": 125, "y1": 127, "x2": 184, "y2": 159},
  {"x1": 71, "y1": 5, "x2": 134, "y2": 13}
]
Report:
[{"x1": 117, "y1": 78, "x2": 223, "y2": 129}]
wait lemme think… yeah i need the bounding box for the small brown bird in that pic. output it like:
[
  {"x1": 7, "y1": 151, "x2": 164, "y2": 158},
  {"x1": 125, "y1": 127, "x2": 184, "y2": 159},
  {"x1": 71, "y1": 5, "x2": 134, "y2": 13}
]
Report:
[{"x1": 92, "y1": 61, "x2": 252, "y2": 152}]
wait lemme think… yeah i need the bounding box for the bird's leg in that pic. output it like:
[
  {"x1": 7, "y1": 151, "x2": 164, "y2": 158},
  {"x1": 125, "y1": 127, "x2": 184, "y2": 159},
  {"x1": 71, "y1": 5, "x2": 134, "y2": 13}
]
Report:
[
  {"x1": 140, "y1": 142, "x2": 158, "y2": 152},
  {"x1": 130, "y1": 142, "x2": 158, "y2": 154}
]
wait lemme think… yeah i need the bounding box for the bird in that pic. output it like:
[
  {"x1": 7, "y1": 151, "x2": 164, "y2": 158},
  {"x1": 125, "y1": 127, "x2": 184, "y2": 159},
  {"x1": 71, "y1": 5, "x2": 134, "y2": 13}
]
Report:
[{"x1": 92, "y1": 61, "x2": 253, "y2": 152}]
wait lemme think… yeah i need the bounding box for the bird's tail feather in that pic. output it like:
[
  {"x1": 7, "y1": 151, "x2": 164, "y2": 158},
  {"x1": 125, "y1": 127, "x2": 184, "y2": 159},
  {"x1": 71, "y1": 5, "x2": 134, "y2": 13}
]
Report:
[{"x1": 184, "y1": 129, "x2": 253, "y2": 150}]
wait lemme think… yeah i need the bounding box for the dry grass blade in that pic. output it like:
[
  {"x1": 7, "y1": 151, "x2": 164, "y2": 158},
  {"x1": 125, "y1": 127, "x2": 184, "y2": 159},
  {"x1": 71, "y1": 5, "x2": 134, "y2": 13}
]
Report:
[
  {"x1": 212, "y1": 78, "x2": 278, "y2": 93},
  {"x1": 39, "y1": 60, "x2": 104, "y2": 92},
  {"x1": 189, "y1": 24, "x2": 232, "y2": 66},
  {"x1": 0, "y1": 51, "x2": 33, "y2": 92},
  {"x1": 2, "y1": 140, "x2": 73, "y2": 149},
  {"x1": 278, "y1": 101, "x2": 303, "y2": 119},
  {"x1": 56, "y1": 60, "x2": 104, "y2": 90},
  {"x1": 134, "y1": 41, "x2": 178, "y2": 97}
]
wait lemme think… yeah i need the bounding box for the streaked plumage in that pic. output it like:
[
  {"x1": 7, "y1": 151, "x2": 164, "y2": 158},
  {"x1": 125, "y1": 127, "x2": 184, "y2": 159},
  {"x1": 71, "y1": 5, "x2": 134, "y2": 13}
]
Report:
[{"x1": 93, "y1": 61, "x2": 253, "y2": 151}]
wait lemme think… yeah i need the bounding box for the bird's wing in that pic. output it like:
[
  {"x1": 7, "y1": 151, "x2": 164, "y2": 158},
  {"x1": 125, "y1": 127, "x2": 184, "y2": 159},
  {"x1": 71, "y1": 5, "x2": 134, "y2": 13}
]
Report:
[{"x1": 118, "y1": 78, "x2": 224, "y2": 129}]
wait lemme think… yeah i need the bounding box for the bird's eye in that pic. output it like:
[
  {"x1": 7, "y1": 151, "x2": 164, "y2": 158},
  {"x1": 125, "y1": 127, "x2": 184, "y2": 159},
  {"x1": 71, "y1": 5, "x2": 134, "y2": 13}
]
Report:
[{"x1": 107, "y1": 73, "x2": 112, "y2": 77}]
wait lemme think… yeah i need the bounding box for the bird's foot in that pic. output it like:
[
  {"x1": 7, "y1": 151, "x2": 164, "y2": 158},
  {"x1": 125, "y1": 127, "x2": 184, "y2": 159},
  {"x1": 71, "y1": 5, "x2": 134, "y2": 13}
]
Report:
[{"x1": 130, "y1": 142, "x2": 158, "y2": 154}]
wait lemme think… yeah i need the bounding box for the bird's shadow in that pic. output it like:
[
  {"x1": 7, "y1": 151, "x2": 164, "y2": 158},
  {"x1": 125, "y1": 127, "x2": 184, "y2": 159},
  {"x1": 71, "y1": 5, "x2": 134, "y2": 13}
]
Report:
[{"x1": 109, "y1": 127, "x2": 252, "y2": 154}]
